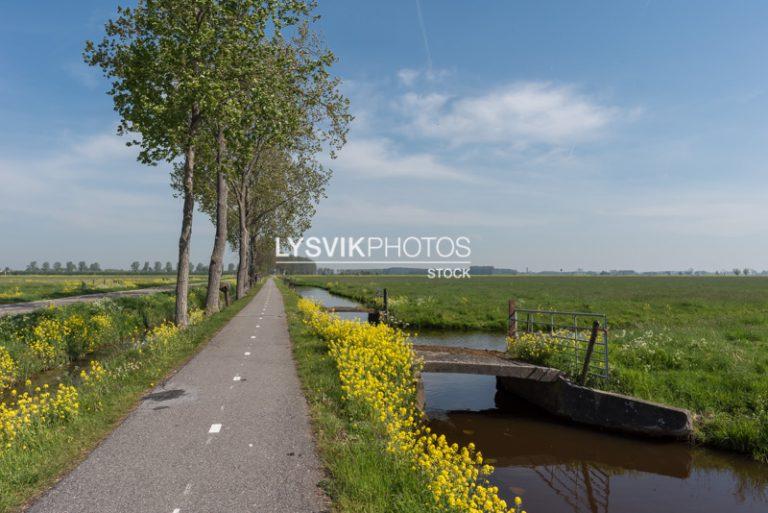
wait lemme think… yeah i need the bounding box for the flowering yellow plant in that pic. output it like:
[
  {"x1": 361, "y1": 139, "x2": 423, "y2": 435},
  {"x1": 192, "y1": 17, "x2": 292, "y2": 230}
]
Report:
[
  {"x1": 0, "y1": 359, "x2": 110, "y2": 452},
  {"x1": 30, "y1": 317, "x2": 69, "y2": 366},
  {"x1": 146, "y1": 321, "x2": 180, "y2": 352},
  {"x1": 28, "y1": 340, "x2": 58, "y2": 366},
  {"x1": 0, "y1": 286, "x2": 22, "y2": 299},
  {"x1": 87, "y1": 313, "x2": 113, "y2": 352},
  {"x1": 0, "y1": 383, "x2": 79, "y2": 451},
  {"x1": 298, "y1": 298, "x2": 524, "y2": 513},
  {"x1": 0, "y1": 347, "x2": 17, "y2": 391},
  {"x1": 189, "y1": 308, "x2": 204, "y2": 325},
  {"x1": 507, "y1": 330, "x2": 571, "y2": 366},
  {"x1": 90, "y1": 313, "x2": 112, "y2": 331},
  {"x1": 32, "y1": 318, "x2": 69, "y2": 346},
  {"x1": 79, "y1": 360, "x2": 107, "y2": 384}
]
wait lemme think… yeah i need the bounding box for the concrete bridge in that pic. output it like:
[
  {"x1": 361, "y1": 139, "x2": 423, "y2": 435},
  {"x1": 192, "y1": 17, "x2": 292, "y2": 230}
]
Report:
[{"x1": 413, "y1": 345, "x2": 692, "y2": 440}]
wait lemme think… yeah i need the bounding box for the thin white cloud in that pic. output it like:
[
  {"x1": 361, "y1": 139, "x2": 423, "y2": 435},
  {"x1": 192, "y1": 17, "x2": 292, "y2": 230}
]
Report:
[
  {"x1": 396, "y1": 68, "x2": 453, "y2": 88},
  {"x1": 616, "y1": 194, "x2": 768, "y2": 237},
  {"x1": 0, "y1": 129, "x2": 228, "y2": 267},
  {"x1": 318, "y1": 197, "x2": 543, "y2": 228},
  {"x1": 402, "y1": 82, "x2": 628, "y2": 146},
  {"x1": 397, "y1": 68, "x2": 420, "y2": 87},
  {"x1": 69, "y1": 132, "x2": 135, "y2": 161},
  {"x1": 0, "y1": 131, "x2": 171, "y2": 232},
  {"x1": 331, "y1": 137, "x2": 473, "y2": 182},
  {"x1": 63, "y1": 60, "x2": 100, "y2": 89}
]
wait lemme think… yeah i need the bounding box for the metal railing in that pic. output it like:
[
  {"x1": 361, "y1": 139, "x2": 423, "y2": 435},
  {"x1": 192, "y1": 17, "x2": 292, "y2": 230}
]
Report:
[{"x1": 508, "y1": 300, "x2": 609, "y2": 384}]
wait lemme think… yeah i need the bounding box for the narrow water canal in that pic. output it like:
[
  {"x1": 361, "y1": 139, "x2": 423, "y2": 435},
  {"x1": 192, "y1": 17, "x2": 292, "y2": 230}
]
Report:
[{"x1": 295, "y1": 286, "x2": 768, "y2": 513}]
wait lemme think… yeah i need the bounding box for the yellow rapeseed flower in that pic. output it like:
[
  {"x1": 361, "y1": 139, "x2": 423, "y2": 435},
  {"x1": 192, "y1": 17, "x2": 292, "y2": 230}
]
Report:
[
  {"x1": 298, "y1": 298, "x2": 520, "y2": 513},
  {"x1": 0, "y1": 346, "x2": 17, "y2": 391}
]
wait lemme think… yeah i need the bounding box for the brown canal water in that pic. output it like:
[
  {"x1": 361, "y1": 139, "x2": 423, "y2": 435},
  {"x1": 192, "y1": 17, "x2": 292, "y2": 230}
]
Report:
[{"x1": 295, "y1": 286, "x2": 768, "y2": 512}]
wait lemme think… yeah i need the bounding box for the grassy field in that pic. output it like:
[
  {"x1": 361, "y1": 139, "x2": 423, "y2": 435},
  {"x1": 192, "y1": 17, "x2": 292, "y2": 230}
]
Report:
[
  {"x1": 288, "y1": 275, "x2": 768, "y2": 461},
  {"x1": 0, "y1": 284, "x2": 260, "y2": 513},
  {"x1": 0, "y1": 274, "x2": 213, "y2": 304}
]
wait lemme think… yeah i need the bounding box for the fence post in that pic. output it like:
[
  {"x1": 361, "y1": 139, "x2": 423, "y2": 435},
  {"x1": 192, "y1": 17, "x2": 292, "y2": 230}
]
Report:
[
  {"x1": 219, "y1": 283, "x2": 231, "y2": 307},
  {"x1": 578, "y1": 320, "x2": 600, "y2": 386},
  {"x1": 508, "y1": 299, "x2": 517, "y2": 338},
  {"x1": 383, "y1": 288, "x2": 388, "y2": 319}
]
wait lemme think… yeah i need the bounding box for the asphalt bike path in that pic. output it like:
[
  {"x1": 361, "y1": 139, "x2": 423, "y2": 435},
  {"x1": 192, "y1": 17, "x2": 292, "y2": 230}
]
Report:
[{"x1": 28, "y1": 278, "x2": 326, "y2": 513}]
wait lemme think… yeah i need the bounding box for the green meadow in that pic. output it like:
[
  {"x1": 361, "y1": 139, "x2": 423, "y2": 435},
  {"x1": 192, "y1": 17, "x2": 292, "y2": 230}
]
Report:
[{"x1": 0, "y1": 275, "x2": 212, "y2": 304}]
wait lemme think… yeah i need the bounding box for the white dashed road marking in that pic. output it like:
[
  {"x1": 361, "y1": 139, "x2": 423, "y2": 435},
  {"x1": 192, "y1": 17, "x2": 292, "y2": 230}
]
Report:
[
  {"x1": 209, "y1": 423, "x2": 222, "y2": 434},
  {"x1": 244, "y1": 352, "x2": 251, "y2": 356}
]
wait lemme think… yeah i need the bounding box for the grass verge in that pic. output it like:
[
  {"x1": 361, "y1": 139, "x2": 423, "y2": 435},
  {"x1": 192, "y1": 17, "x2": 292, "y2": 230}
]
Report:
[
  {"x1": 0, "y1": 283, "x2": 260, "y2": 513},
  {"x1": 278, "y1": 280, "x2": 443, "y2": 513}
]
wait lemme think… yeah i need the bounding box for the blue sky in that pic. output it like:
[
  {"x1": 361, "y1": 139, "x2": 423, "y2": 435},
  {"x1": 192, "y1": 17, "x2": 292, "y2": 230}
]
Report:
[{"x1": 1, "y1": 1, "x2": 768, "y2": 271}]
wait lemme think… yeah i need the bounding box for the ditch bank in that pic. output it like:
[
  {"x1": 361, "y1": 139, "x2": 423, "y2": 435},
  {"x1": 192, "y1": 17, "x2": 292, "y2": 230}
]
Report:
[{"x1": 415, "y1": 344, "x2": 692, "y2": 439}]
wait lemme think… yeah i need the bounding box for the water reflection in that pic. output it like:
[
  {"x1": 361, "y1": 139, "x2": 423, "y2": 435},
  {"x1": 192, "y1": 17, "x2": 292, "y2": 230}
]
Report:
[
  {"x1": 293, "y1": 286, "x2": 369, "y2": 322},
  {"x1": 425, "y1": 373, "x2": 768, "y2": 513},
  {"x1": 295, "y1": 286, "x2": 768, "y2": 513},
  {"x1": 294, "y1": 286, "x2": 360, "y2": 308},
  {"x1": 416, "y1": 330, "x2": 507, "y2": 352}
]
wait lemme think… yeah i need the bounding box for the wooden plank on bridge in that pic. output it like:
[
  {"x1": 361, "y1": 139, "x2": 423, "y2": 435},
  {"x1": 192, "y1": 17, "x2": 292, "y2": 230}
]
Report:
[{"x1": 413, "y1": 345, "x2": 564, "y2": 382}]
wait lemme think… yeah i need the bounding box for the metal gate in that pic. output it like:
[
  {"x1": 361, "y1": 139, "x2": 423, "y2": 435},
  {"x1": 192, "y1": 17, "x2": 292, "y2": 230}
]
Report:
[{"x1": 508, "y1": 300, "x2": 609, "y2": 383}]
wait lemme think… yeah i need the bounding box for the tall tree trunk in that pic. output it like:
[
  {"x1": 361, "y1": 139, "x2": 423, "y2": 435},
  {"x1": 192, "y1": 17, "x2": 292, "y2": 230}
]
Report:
[
  {"x1": 204, "y1": 129, "x2": 228, "y2": 315},
  {"x1": 236, "y1": 194, "x2": 249, "y2": 299},
  {"x1": 248, "y1": 232, "x2": 258, "y2": 286},
  {"x1": 175, "y1": 108, "x2": 200, "y2": 327},
  {"x1": 175, "y1": 145, "x2": 196, "y2": 327}
]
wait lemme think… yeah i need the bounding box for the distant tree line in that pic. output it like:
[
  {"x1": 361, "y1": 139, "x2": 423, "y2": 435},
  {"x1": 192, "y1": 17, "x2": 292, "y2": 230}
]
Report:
[
  {"x1": 8, "y1": 261, "x2": 238, "y2": 274},
  {"x1": 23, "y1": 261, "x2": 100, "y2": 273},
  {"x1": 3, "y1": 263, "x2": 767, "y2": 277}
]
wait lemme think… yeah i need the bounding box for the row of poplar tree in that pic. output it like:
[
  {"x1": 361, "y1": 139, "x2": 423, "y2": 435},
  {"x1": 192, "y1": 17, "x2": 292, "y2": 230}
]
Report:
[{"x1": 85, "y1": 0, "x2": 350, "y2": 325}]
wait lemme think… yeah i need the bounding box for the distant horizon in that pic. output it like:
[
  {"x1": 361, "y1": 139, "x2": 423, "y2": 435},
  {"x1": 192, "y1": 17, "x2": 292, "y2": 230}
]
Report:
[{"x1": 4, "y1": 262, "x2": 766, "y2": 276}]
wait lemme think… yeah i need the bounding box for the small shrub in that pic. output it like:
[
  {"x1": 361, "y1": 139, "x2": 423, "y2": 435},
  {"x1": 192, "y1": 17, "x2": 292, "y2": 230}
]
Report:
[
  {"x1": 506, "y1": 330, "x2": 573, "y2": 367},
  {"x1": 30, "y1": 318, "x2": 69, "y2": 367}
]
